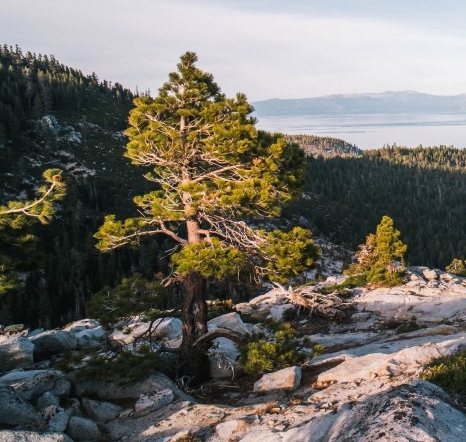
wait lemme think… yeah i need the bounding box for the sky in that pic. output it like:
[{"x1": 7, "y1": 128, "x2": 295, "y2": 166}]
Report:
[{"x1": 3, "y1": 0, "x2": 466, "y2": 102}]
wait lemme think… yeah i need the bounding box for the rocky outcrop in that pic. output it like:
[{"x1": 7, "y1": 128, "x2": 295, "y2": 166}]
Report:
[
  {"x1": 0, "y1": 337, "x2": 34, "y2": 372},
  {"x1": 0, "y1": 431, "x2": 73, "y2": 441},
  {"x1": 329, "y1": 381, "x2": 466, "y2": 442},
  {"x1": 0, "y1": 385, "x2": 38, "y2": 427},
  {"x1": 29, "y1": 330, "x2": 77, "y2": 358},
  {"x1": 253, "y1": 366, "x2": 301, "y2": 393},
  {"x1": 108, "y1": 316, "x2": 182, "y2": 347},
  {"x1": 1, "y1": 268, "x2": 466, "y2": 441}
]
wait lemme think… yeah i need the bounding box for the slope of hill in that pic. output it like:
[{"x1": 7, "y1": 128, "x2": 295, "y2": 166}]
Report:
[
  {"x1": 252, "y1": 90, "x2": 466, "y2": 115},
  {"x1": 0, "y1": 45, "x2": 160, "y2": 328},
  {"x1": 2, "y1": 43, "x2": 466, "y2": 329}
]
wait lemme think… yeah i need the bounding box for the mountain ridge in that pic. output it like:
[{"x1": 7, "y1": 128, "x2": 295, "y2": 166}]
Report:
[{"x1": 252, "y1": 90, "x2": 466, "y2": 115}]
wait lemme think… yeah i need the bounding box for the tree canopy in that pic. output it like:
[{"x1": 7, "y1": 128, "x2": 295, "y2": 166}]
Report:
[
  {"x1": 94, "y1": 51, "x2": 319, "y2": 382},
  {"x1": 346, "y1": 215, "x2": 407, "y2": 286},
  {"x1": 95, "y1": 52, "x2": 317, "y2": 281},
  {"x1": 0, "y1": 168, "x2": 66, "y2": 295}
]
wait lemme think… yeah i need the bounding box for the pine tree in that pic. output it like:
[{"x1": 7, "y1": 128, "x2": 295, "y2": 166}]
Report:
[
  {"x1": 0, "y1": 169, "x2": 66, "y2": 295},
  {"x1": 94, "y1": 52, "x2": 319, "y2": 383},
  {"x1": 346, "y1": 215, "x2": 407, "y2": 286}
]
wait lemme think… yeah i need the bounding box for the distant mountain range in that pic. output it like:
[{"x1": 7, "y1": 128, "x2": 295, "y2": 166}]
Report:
[{"x1": 252, "y1": 91, "x2": 466, "y2": 116}]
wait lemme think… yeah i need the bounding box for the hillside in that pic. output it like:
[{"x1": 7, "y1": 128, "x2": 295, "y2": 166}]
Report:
[
  {"x1": 2, "y1": 44, "x2": 466, "y2": 329},
  {"x1": 252, "y1": 90, "x2": 466, "y2": 115},
  {"x1": 288, "y1": 145, "x2": 466, "y2": 269},
  {"x1": 0, "y1": 45, "x2": 160, "y2": 328}
]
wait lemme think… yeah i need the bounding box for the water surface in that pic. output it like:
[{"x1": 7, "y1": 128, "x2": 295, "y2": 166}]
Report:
[{"x1": 254, "y1": 113, "x2": 466, "y2": 149}]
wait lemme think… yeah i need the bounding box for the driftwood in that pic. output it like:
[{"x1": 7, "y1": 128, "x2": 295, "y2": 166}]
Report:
[{"x1": 284, "y1": 287, "x2": 351, "y2": 321}]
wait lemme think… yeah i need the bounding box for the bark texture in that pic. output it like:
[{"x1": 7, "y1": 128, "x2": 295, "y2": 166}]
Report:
[{"x1": 178, "y1": 271, "x2": 210, "y2": 385}]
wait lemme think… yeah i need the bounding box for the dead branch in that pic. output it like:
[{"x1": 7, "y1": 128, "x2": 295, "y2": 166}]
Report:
[{"x1": 285, "y1": 289, "x2": 351, "y2": 321}]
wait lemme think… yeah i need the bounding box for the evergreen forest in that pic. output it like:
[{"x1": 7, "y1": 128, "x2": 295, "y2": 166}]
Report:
[{"x1": 1, "y1": 44, "x2": 466, "y2": 329}]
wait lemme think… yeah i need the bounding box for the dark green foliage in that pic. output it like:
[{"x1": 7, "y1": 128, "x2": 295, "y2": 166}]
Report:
[
  {"x1": 293, "y1": 145, "x2": 466, "y2": 269},
  {"x1": 0, "y1": 44, "x2": 133, "y2": 136},
  {"x1": 170, "y1": 239, "x2": 247, "y2": 280},
  {"x1": 421, "y1": 349, "x2": 466, "y2": 405},
  {"x1": 445, "y1": 258, "x2": 466, "y2": 276},
  {"x1": 0, "y1": 169, "x2": 66, "y2": 295},
  {"x1": 0, "y1": 44, "x2": 157, "y2": 328},
  {"x1": 346, "y1": 216, "x2": 407, "y2": 286},
  {"x1": 259, "y1": 227, "x2": 320, "y2": 283},
  {"x1": 64, "y1": 345, "x2": 164, "y2": 384},
  {"x1": 239, "y1": 323, "x2": 306, "y2": 374},
  {"x1": 395, "y1": 315, "x2": 422, "y2": 334},
  {"x1": 86, "y1": 273, "x2": 168, "y2": 328},
  {"x1": 285, "y1": 134, "x2": 362, "y2": 158}
]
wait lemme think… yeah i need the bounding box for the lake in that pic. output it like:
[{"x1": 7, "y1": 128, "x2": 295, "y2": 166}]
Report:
[{"x1": 254, "y1": 113, "x2": 466, "y2": 150}]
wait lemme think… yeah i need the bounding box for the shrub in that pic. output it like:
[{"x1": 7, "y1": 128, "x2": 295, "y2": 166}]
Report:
[
  {"x1": 421, "y1": 349, "x2": 466, "y2": 404},
  {"x1": 446, "y1": 258, "x2": 466, "y2": 277},
  {"x1": 239, "y1": 323, "x2": 306, "y2": 374},
  {"x1": 86, "y1": 273, "x2": 168, "y2": 328},
  {"x1": 316, "y1": 273, "x2": 367, "y2": 296},
  {"x1": 70, "y1": 345, "x2": 164, "y2": 384},
  {"x1": 395, "y1": 315, "x2": 421, "y2": 334}
]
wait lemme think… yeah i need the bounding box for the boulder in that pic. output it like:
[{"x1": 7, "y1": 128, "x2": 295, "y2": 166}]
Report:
[
  {"x1": 208, "y1": 312, "x2": 250, "y2": 336},
  {"x1": 36, "y1": 391, "x2": 60, "y2": 410},
  {"x1": 208, "y1": 337, "x2": 240, "y2": 378},
  {"x1": 270, "y1": 304, "x2": 297, "y2": 322},
  {"x1": 235, "y1": 287, "x2": 289, "y2": 320},
  {"x1": 327, "y1": 381, "x2": 466, "y2": 441},
  {"x1": 134, "y1": 388, "x2": 175, "y2": 417},
  {"x1": 66, "y1": 415, "x2": 101, "y2": 441},
  {"x1": 151, "y1": 317, "x2": 182, "y2": 340},
  {"x1": 62, "y1": 318, "x2": 100, "y2": 334},
  {"x1": 253, "y1": 366, "x2": 301, "y2": 393},
  {"x1": 74, "y1": 372, "x2": 192, "y2": 402},
  {"x1": 207, "y1": 313, "x2": 250, "y2": 378},
  {"x1": 63, "y1": 320, "x2": 107, "y2": 349},
  {"x1": 313, "y1": 333, "x2": 466, "y2": 388},
  {"x1": 354, "y1": 283, "x2": 466, "y2": 323},
  {"x1": 0, "y1": 431, "x2": 73, "y2": 442},
  {"x1": 0, "y1": 337, "x2": 34, "y2": 371},
  {"x1": 29, "y1": 330, "x2": 76, "y2": 357},
  {"x1": 0, "y1": 385, "x2": 37, "y2": 427},
  {"x1": 82, "y1": 397, "x2": 124, "y2": 423},
  {"x1": 423, "y1": 268, "x2": 439, "y2": 280},
  {"x1": 109, "y1": 316, "x2": 182, "y2": 346},
  {"x1": 35, "y1": 405, "x2": 70, "y2": 432},
  {"x1": 0, "y1": 369, "x2": 71, "y2": 401}
]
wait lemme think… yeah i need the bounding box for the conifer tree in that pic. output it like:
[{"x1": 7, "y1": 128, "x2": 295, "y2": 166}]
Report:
[
  {"x1": 346, "y1": 215, "x2": 407, "y2": 286},
  {"x1": 0, "y1": 169, "x2": 66, "y2": 295},
  {"x1": 94, "y1": 52, "x2": 319, "y2": 383}
]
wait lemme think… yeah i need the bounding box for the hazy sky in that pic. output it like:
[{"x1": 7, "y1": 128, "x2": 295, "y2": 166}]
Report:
[{"x1": 3, "y1": 0, "x2": 466, "y2": 102}]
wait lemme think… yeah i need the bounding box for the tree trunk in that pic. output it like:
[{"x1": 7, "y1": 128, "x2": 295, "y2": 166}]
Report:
[{"x1": 178, "y1": 271, "x2": 210, "y2": 385}]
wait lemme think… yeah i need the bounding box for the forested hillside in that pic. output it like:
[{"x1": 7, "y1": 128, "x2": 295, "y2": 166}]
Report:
[
  {"x1": 284, "y1": 134, "x2": 362, "y2": 158},
  {"x1": 291, "y1": 145, "x2": 466, "y2": 268},
  {"x1": 2, "y1": 44, "x2": 466, "y2": 329},
  {"x1": 0, "y1": 45, "x2": 163, "y2": 328}
]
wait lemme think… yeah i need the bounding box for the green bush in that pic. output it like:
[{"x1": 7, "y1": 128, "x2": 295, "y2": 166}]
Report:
[
  {"x1": 446, "y1": 258, "x2": 466, "y2": 277},
  {"x1": 421, "y1": 349, "x2": 466, "y2": 404},
  {"x1": 316, "y1": 273, "x2": 367, "y2": 296},
  {"x1": 239, "y1": 323, "x2": 306, "y2": 374},
  {"x1": 395, "y1": 315, "x2": 421, "y2": 334},
  {"x1": 207, "y1": 299, "x2": 234, "y2": 320},
  {"x1": 86, "y1": 273, "x2": 168, "y2": 328},
  {"x1": 70, "y1": 345, "x2": 164, "y2": 384}
]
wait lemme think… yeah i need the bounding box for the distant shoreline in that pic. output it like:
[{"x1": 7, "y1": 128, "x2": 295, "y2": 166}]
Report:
[{"x1": 254, "y1": 112, "x2": 466, "y2": 150}]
